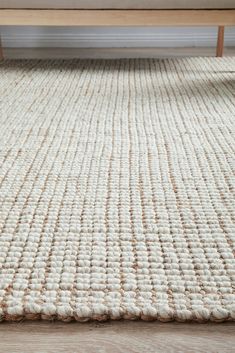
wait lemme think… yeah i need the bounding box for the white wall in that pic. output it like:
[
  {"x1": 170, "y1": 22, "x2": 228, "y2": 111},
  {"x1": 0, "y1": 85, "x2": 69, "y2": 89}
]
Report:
[{"x1": 1, "y1": 26, "x2": 235, "y2": 48}]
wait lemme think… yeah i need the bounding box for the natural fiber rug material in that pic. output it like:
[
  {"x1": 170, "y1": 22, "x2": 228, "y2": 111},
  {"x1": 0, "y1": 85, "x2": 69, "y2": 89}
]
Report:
[{"x1": 0, "y1": 58, "x2": 235, "y2": 323}]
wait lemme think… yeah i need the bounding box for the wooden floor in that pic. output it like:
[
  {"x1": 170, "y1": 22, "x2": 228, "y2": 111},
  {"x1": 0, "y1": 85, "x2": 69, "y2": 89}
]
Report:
[
  {"x1": 1, "y1": 320, "x2": 235, "y2": 353},
  {"x1": 3, "y1": 46, "x2": 235, "y2": 59}
]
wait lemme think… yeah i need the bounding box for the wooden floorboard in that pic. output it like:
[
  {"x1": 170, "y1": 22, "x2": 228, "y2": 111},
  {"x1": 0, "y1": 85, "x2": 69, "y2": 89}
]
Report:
[
  {"x1": 3, "y1": 46, "x2": 235, "y2": 59},
  {"x1": 0, "y1": 320, "x2": 235, "y2": 353}
]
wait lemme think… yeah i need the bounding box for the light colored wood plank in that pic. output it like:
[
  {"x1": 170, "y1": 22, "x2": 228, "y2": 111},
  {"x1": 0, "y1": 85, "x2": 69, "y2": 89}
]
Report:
[
  {"x1": 0, "y1": 10, "x2": 235, "y2": 26},
  {"x1": 216, "y1": 26, "x2": 225, "y2": 57},
  {"x1": 0, "y1": 321, "x2": 235, "y2": 353}
]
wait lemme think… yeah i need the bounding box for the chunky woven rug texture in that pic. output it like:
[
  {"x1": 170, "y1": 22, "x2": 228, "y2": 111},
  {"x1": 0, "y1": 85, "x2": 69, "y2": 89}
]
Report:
[{"x1": 0, "y1": 58, "x2": 235, "y2": 323}]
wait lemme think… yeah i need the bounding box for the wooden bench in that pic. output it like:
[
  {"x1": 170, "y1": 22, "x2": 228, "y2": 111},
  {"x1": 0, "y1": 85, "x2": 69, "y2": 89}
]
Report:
[{"x1": 0, "y1": 9, "x2": 235, "y2": 59}]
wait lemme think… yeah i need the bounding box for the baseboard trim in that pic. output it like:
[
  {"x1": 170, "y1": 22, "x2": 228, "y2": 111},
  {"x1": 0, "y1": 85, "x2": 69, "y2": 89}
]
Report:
[{"x1": 1, "y1": 27, "x2": 235, "y2": 48}]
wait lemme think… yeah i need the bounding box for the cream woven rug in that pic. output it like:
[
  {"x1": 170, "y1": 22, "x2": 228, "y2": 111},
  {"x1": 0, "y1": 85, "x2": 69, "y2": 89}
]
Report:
[{"x1": 0, "y1": 58, "x2": 235, "y2": 323}]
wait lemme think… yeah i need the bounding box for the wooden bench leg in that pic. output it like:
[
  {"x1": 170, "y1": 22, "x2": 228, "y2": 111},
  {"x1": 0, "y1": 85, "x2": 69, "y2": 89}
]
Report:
[
  {"x1": 216, "y1": 26, "x2": 224, "y2": 57},
  {"x1": 0, "y1": 35, "x2": 4, "y2": 60}
]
